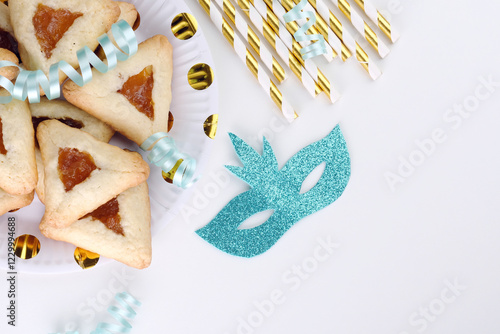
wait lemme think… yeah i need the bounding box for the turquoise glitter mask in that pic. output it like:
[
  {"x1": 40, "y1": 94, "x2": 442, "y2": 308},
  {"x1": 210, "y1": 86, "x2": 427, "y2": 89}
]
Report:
[{"x1": 196, "y1": 125, "x2": 351, "y2": 257}]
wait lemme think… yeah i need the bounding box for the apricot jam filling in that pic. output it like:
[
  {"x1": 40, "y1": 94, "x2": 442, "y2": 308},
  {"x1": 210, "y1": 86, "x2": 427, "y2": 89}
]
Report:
[
  {"x1": 58, "y1": 147, "x2": 97, "y2": 191},
  {"x1": 118, "y1": 65, "x2": 155, "y2": 120},
  {"x1": 33, "y1": 3, "x2": 83, "y2": 58},
  {"x1": 84, "y1": 198, "x2": 124, "y2": 236}
]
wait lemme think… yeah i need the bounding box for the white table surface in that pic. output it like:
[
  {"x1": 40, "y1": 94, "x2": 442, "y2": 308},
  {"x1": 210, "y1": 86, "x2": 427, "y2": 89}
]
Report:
[{"x1": 2, "y1": 0, "x2": 500, "y2": 333}]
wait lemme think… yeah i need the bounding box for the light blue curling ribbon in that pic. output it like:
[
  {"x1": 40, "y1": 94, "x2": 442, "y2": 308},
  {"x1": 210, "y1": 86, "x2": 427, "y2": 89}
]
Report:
[
  {"x1": 0, "y1": 20, "x2": 138, "y2": 104},
  {"x1": 283, "y1": 0, "x2": 327, "y2": 60},
  {"x1": 49, "y1": 292, "x2": 141, "y2": 334},
  {"x1": 91, "y1": 292, "x2": 141, "y2": 334},
  {"x1": 140, "y1": 132, "x2": 197, "y2": 189}
]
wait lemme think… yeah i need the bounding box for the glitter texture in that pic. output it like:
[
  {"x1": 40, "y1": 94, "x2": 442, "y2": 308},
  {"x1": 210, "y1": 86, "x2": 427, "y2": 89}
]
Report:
[{"x1": 196, "y1": 125, "x2": 351, "y2": 257}]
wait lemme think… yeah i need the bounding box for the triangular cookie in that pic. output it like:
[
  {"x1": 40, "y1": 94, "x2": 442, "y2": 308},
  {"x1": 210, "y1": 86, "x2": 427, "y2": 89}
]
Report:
[
  {"x1": 63, "y1": 35, "x2": 173, "y2": 146},
  {"x1": 0, "y1": 189, "x2": 34, "y2": 216},
  {"x1": 40, "y1": 182, "x2": 152, "y2": 269},
  {"x1": 0, "y1": 92, "x2": 37, "y2": 195},
  {"x1": 9, "y1": 0, "x2": 119, "y2": 78},
  {"x1": 32, "y1": 98, "x2": 114, "y2": 203},
  {"x1": 37, "y1": 120, "x2": 149, "y2": 228},
  {"x1": 30, "y1": 97, "x2": 115, "y2": 143}
]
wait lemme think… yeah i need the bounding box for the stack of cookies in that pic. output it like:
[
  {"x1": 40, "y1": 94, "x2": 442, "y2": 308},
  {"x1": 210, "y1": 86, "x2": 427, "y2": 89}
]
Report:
[{"x1": 0, "y1": 0, "x2": 174, "y2": 269}]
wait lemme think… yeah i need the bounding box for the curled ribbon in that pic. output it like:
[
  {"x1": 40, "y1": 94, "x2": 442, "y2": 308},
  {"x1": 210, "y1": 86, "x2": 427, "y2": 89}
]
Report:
[
  {"x1": 0, "y1": 20, "x2": 138, "y2": 104},
  {"x1": 50, "y1": 292, "x2": 141, "y2": 334},
  {"x1": 140, "y1": 132, "x2": 197, "y2": 189},
  {"x1": 283, "y1": 0, "x2": 327, "y2": 60},
  {"x1": 91, "y1": 292, "x2": 141, "y2": 334}
]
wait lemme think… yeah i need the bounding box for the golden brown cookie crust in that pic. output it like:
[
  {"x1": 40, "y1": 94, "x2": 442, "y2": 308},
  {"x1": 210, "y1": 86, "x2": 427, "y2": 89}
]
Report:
[
  {"x1": 0, "y1": 189, "x2": 34, "y2": 216},
  {"x1": 0, "y1": 48, "x2": 19, "y2": 81}
]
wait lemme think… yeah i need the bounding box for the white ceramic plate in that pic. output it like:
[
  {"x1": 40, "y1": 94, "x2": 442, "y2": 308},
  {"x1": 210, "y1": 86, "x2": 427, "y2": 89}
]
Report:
[{"x1": 0, "y1": 0, "x2": 218, "y2": 273}]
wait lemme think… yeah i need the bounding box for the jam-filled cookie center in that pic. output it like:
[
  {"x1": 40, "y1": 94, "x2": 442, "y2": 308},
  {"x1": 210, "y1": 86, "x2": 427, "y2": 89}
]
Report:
[
  {"x1": 118, "y1": 65, "x2": 155, "y2": 120},
  {"x1": 0, "y1": 117, "x2": 6, "y2": 155},
  {"x1": 83, "y1": 198, "x2": 124, "y2": 236},
  {"x1": 33, "y1": 3, "x2": 83, "y2": 58},
  {"x1": 58, "y1": 147, "x2": 97, "y2": 191},
  {"x1": 0, "y1": 28, "x2": 19, "y2": 57}
]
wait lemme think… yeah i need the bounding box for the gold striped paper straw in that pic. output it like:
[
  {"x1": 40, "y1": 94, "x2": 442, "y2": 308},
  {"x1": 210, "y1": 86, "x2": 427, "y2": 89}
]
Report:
[
  {"x1": 353, "y1": 0, "x2": 399, "y2": 43},
  {"x1": 237, "y1": 0, "x2": 339, "y2": 102},
  {"x1": 199, "y1": 0, "x2": 298, "y2": 122},
  {"x1": 265, "y1": 0, "x2": 351, "y2": 61},
  {"x1": 213, "y1": 0, "x2": 288, "y2": 84},
  {"x1": 328, "y1": 0, "x2": 390, "y2": 58},
  {"x1": 207, "y1": 0, "x2": 287, "y2": 83},
  {"x1": 304, "y1": 0, "x2": 381, "y2": 79},
  {"x1": 252, "y1": 0, "x2": 337, "y2": 62},
  {"x1": 221, "y1": 0, "x2": 317, "y2": 98}
]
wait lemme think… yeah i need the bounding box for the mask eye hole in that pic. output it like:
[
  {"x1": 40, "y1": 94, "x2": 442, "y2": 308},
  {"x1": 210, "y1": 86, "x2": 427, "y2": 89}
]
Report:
[
  {"x1": 299, "y1": 162, "x2": 326, "y2": 194},
  {"x1": 237, "y1": 209, "x2": 275, "y2": 230}
]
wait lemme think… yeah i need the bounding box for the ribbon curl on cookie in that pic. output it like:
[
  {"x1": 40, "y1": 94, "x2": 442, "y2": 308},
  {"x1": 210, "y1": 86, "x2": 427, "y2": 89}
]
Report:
[
  {"x1": 140, "y1": 132, "x2": 197, "y2": 189},
  {"x1": 0, "y1": 20, "x2": 138, "y2": 104}
]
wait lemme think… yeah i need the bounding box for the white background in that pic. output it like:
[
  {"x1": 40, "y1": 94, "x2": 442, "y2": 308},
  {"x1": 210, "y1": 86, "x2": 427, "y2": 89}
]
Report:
[{"x1": 2, "y1": 0, "x2": 500, "y2": 333}]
